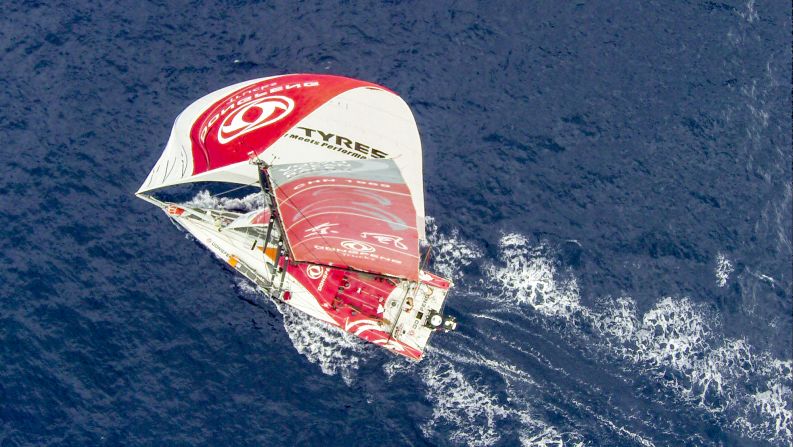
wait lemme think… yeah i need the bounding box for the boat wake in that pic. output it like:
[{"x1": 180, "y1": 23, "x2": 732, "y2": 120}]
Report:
[
  {"x1": 597, "y1": 295, "x2": 792, "y2": 444},
  {"x1": 386, "y1": 226, "x2": 587, "y2": 446},
  {"x1": 276, "y1": 302, "x2": 366, "y2": 386},
  {"x1": 418, "y1": 355, "x2": 509, "y2": 446},
  {"x1": 419, "y1": 349, "x2": 588, "y2": 447},
  {"x1": 479, "y1": 232, "x2": 791, "y2": 445},
  {"x1": 201, "y1": 193, "x2": 790, "y2": 445}
]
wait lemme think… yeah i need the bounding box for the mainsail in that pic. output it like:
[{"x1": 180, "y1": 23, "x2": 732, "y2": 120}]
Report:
[{"x1": 268, "y1": 159, "x2": 420, "y2": 281}]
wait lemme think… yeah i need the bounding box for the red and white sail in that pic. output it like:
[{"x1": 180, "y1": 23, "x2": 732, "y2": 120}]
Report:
[
  {"x1": 268, "y1": 159, "x2": 420, "y2": 281},
  {"x1": 137, "y1": 74, "x2": 426, "y2": 237}
]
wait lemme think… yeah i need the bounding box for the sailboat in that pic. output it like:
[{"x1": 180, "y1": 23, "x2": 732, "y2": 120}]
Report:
[{"x1": 136, "y1": 74, "x2": 457, "y2": 360}]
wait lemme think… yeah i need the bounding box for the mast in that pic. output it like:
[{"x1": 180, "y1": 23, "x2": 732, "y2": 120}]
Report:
[{"x1": 252, "y1": 158, "x2": 291, "y2": 295}]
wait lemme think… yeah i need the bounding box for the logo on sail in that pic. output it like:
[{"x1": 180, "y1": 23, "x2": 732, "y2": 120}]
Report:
[
  {"x1": 217, "y1": 95, "x2": 294, "y2": 144},
  {"x1": 305, "y1": 222, "x2": 339, "y2": 237},
  {"x1": 361, "y1": 232, "x2": 407, "y2": 250},
  {"x1": 340, "y1": 240, "x2": 376, "y2": 253}
]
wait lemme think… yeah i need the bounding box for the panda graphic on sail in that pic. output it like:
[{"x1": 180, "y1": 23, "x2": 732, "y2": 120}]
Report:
[{"x1": 137, "y1": 74, "x2": 457, "y2": 360}]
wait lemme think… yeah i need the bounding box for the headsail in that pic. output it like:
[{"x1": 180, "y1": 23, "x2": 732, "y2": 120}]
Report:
[
  {"x1": 137, "y1": 74, "x2": 426, "y2": 238},
  {"x1": 268, "y1": 159, "x2": 420, "y2": 281}
]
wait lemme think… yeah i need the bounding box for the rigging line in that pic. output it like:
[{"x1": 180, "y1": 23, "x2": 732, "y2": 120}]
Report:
[
  {"x1": 210, "y1": 181, "x2": 261, "y2": 199},
  {"x1": 419, "y1": 241, "x2": 432, "y2": 273}
]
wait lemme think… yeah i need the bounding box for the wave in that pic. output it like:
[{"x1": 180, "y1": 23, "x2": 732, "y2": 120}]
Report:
[
  {"x1": 418, "y1": 355, "x2": 509, "y2": 446},
  {"x1": 185, "y1": 190, "x2": 263, "y2": 212},
  {"x1": 275, "y1": 302, "x2": 365, "y2": 386},
  {"x1": 633, "y1": 297, "x2": 713, "y2": 372},
  {"x1": 234, "y1": 278, "x2": 364, "y2": 385},
  {"x1": 595, "y1": 294, "x2": 791, "y2": 443},
  {"x1": 485, "y1": 233, "x2": 791, "y2": 445},
  {"x1": 715, "y1": 253, "x2": 734, "y2": 287},
  {"x1": 425, "y1": 216, "x2": 482, "y2": 281},
  {"x1": 483, "y1": 234, "x2": 582, "y2": 319},
  {"x1": 410, "y1": 348, "x2": 581, "y2": 447}
]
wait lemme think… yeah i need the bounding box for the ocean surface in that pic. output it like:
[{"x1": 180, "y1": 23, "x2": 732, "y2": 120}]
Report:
[{"x1": 1, "y1": 1, "x2": 791, "y2": 445}]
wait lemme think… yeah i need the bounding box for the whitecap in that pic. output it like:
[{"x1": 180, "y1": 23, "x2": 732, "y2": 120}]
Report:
[
  {"x1": 424, "y1": 216, "x2": 481, "y2": 281},
  {"x1": 484, "y1": 234, "x2": 582, "y2": 319},
  {"x1": 233, "y1": 277, "x2": 364, "y2": 385},
  {"x1": 634, "y1": 297, "x2": 712, "y2": 372},
  {"x1": 601, "y1": 296, "x2": 791, "y2": 444},
  {"x1": 419, "y1": 356, "x2": 509, "y2": 446},
  {"x1": 594, "y1": 296, "x2": 640, "y2": 345},
  {"x1": 185, "y1": 190, "x2": 263, "y2": 212},
  {"x1": 715, "y1": 253, "x2": 734, "y2": 287}
]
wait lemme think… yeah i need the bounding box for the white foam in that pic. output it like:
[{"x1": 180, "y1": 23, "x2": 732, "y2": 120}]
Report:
[
  {"x1": 689, "y1": 338, "x2": 752, "y2": 407},
  {"x1": 419, "y1": 356, "x2": 509, "y2": 446},
  {"x1": 568, "y1": 398, "x2": 655, "y2": 447},
  {"x1": 752, "y1": 383, "x2": 792, "y2": 441},
  {"x1": 469, "y1": 312, "x2": 512, "y2": 325},
  {"x1": 594, "y1": 296, "x2": 639, "y2": 345},
  {"x1": 383, "y1": 347, "x2": 564, "y2": 446},
  {"x1": 477, "y1": 232, "x2": 792, "y2": 443},
  {"x1": 186, "y1": 190, "x2": 263, "y2": 212},
  {"x1": 715, "y1": 253, "x2": 734, "y2": 287},
  {"x1": 275, "y1": 302, "x2": 365, "y2": 385},
  {"x1": 432, "y1": 346, "x2": 536, "y2": 386},
  {"x1": 417, "y1": 348, "x2": 581, "y2": 446},
  {"x1": 743, "y1": 358, "x2": 792, "y2": 443},
  {"x1": 382, "y1": 356, "x2": 419, "y2": 380},
  {"x1": 602, "y1": 296, "x2": 791, "y2": 444},
  {"x1": 738, "y1": 0, "x2": 758, "y2": 23},
  {"x1": 233, "y1": 277, "x2": 364, "y2": 385},
  {"x1": 424, "y1": 216, "x2": 481, "y2": 281},
  {"x1": 484, "y1": 234, "x2": 582, "y2": 318},
  {"x1": 519, "y1": 426, "x2": 565, "y2": 447},
  {"x1": 515, "y1": 404, "x2": 585, "y2": 447},
  {"x1": 634, "y1": 297, "x2": 712, "y2": 372},
  {"x1": 235, "y1": 277, "x2": 261, "y2": 297}
]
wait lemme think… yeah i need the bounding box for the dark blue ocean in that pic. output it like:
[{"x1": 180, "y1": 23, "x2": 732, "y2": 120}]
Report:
[{"x1": 1, "y1": 1, "x2": 790, "y2": 445}]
